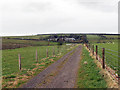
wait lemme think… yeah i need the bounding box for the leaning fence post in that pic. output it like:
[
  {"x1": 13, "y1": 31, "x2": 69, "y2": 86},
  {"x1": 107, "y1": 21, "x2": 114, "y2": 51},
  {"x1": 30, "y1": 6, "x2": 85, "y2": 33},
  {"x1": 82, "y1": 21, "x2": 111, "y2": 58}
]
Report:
[
  {"x1": 96, "y1": 45, "x2": 98, "y2": 60},
  {"x1": 36, "y1": 49, "x2": 38, "y2": 63},
  {"x1": 18, "y1": 54, "x2": 21, "y2": 70},
  {"x1": 89, "y1": 43, "x2": 90, "y2": 50},
  {"x1": 46, "y1": 48, "x2": 48, "y2": 57},
  {"x1": 102, "y1": 48, "x2": 105, "y2": 69},
  {"x1": 87, "y1": 43, "x2": 88, "y2": 49},
  {"x1": 86, "y1": 43, "x2": 87, "y2": 48},
  {"x1": 92, "y1": 45, "x2": 94, "y2": 55}
]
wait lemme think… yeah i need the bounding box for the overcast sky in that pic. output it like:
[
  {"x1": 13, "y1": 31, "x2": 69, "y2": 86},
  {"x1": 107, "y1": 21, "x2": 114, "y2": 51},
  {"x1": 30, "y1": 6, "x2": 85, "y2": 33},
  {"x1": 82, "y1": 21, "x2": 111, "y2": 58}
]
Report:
[{"x1": 0, "y1": 0, "x2": 119, "y2": 36}]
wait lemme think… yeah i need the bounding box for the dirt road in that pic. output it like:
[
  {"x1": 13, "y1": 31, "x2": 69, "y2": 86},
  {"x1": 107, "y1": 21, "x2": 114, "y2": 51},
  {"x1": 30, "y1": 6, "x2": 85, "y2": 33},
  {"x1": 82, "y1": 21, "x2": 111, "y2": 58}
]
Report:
[{"x1": 21, "y1": 45, "x2": 82, "y2": 88}]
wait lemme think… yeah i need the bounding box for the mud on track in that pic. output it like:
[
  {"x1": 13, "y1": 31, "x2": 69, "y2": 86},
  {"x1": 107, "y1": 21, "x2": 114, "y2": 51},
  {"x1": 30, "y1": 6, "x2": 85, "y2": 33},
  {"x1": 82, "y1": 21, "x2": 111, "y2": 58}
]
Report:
[{"x1": 21, "y1": 45, "x2": 82, "y2": 88}]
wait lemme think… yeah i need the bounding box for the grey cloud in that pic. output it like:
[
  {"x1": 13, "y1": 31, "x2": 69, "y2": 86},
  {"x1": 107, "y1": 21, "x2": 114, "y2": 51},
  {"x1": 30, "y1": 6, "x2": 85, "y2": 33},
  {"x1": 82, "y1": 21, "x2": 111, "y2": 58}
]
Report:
[
  {"x1": 1, "y1": 0, "x2": 118, "y2": 36},
  {"x1": 64, "y1": 0, "x2": 118, "y2": 13},
  {"x1": 23, "y1": 2, "x2": 52, "y2": 12},
  {"x1": 78, "y1": 0, "x2": 118, "y2": 13},
  {"x1": 79, "y1": 2, "x2": 117, "y2": 13}
]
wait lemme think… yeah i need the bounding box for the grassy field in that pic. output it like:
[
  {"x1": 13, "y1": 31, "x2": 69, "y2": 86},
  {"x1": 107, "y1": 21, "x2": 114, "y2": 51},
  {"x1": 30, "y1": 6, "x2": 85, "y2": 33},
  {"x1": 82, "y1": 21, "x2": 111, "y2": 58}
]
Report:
[
  {"x1": 87, "y1": 35, "x2": 102, "y2": 43},
  {"x1": 103, "y1": 35, "x2": 119, "y2": 39},
  {"x1": 92, "y1": 42, "x2": 119, "y2": 72},
  {"x1": 87, "y1": 35, "x2": 119, "y2": 72},
  {"x1": 77, "y1": 47, "x2": 107, "y2": 88},
  {"x1": 2, "y1": 38, "x2": 58, "y2": 50},
  {"x1": 2, "y1": 44, "x2": 77, "y2": 88},
  {"x1": 87, "y1": 35, "x2": 119, "y2": 43},
  {"x1": 2, "y1": 39, "x2": 50, "y2": 45},
  {"x1": 3, "y1": 35, "x2": 50, "y2": 40}
]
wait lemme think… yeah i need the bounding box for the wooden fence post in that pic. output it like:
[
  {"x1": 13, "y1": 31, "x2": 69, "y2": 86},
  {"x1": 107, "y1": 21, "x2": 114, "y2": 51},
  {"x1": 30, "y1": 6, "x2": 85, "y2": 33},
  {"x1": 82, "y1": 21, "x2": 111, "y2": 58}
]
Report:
[
  {"x1": 89, "y1": 43, "x2": 90, "y2": 50},
  {"x1": 92, "y1": 45, "x2": 94, "y2": 55},
  {"x1": 88, "y1": 43, "x2": 89, "y2": 49},
  {"x1": 86, "y1": 43, "x2": 87, "y2": 48},
  {"x1": 36, "y1": 49, "x2": 38, "y2": 63},
  {"x1": 96, "y1": 45, "x2": 98, "y2": 60},
  {"x1": 46, "y1": 48, "x2": 48, "y2": 57},
  {"x1": 102, "y1": 48, "x2": 105, "y2": 69},
  {"x1": 87, "y1": 43, "x2": 88, "y2": 48},
  {"x1": 18, "y1": 54, "x2": 21, "y2": 70}
]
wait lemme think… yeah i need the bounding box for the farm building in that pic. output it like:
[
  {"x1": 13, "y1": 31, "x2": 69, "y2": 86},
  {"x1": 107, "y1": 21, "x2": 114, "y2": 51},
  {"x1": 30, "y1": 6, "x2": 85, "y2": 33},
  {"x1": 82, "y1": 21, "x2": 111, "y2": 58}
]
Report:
[
  {"x1": 64, "y1": 38, "x2": 75, "y2": 42},
  {"x1": 48, "y1": 37, "x2": 75, "y2": 42}
]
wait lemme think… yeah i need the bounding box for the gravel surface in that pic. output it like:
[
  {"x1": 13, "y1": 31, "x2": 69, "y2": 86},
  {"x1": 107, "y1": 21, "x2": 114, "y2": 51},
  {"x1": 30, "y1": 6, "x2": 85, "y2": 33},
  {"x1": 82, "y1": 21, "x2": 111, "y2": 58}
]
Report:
[{"x1": 21, "y1": 45, "x2": 82, "y2": 88}]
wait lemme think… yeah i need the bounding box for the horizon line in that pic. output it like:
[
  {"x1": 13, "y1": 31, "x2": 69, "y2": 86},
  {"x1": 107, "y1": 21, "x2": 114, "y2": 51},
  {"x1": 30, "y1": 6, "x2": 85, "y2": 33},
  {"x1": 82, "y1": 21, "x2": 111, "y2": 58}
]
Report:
[{"x1": 1, "y1": 32, "x2": 119, "y2": 37}]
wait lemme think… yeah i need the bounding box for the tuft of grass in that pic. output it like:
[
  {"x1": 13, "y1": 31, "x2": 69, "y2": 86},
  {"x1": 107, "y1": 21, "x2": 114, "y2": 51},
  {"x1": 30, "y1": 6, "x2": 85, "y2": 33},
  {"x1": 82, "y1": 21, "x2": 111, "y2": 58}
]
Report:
[
  {"x1": 77, "y1": 47, "x2": 107, "y2": 88},
  {"x1": 3, "y1": 75, "x2": 16, "y2": 79}
]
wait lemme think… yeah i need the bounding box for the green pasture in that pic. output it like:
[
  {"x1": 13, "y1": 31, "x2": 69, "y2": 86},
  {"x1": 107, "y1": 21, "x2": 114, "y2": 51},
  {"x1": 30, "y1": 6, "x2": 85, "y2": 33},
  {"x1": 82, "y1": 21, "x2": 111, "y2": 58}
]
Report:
[
  {"x1": 3, "y1": 35, "x2": 50, "y2": 40},
  {"x1": 87, "y1": 35, "x2": 119, "y2": 43},
  {"x1": 103, "y1": 35, "x2": 119, "y2": 39},
  {"x1": 2, "y1": 44, "x2": 77, "y2": 87},
  {"x1": 92, "y1": 42, "x2": 119, "y2": 72},
  {"x1": 2, "y1": 39, "x2": 57, "y2": 46},
  {"x1": 2, "y1": 45, "x2": 76, "y2": 76}
]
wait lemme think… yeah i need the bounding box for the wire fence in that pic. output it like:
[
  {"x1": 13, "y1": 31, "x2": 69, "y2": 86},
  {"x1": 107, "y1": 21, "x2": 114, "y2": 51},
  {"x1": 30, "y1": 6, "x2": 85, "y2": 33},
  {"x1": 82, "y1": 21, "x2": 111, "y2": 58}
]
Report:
[
  {"x1": 2, "y1": 44, "x2": 76, "y2": 76},
  {"x1": 17, "y1": 44, "x2": 74, "y2": 70},
  {"x1": 85, "y1": 43, "x2": 119, "y2": 82}
]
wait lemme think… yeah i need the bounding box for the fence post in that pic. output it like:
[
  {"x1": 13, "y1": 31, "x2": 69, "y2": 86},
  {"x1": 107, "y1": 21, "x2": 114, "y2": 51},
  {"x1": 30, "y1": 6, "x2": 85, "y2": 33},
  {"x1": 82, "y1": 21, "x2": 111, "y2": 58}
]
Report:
[
  {"x1": 89, "y1": 43, "x2": 90, "y2": 50},
  {"x1": 86, "y1": 44, "x2": 87, "y2": 48},
  {"x1": 46, "y1": 48, "x2": 48, "y2": 57},
  {"x1": 96, "y1": 45, "x2": 98, "y2": 60},
  {"x1": 36, "y1": 49, "x2": 38, "y2": 63},
  {"x1": 102, "y1": 48, "x2": 105, "y2": 69},
  {"x1": 88, "y1": 43, "x2": 89, "y2": 49},
  {"x1": 92, "y1": 45, "x2": 94, "y2": 55},
  {"x1": 18, "y1": 54, "x2": 21, "y2": 70}
]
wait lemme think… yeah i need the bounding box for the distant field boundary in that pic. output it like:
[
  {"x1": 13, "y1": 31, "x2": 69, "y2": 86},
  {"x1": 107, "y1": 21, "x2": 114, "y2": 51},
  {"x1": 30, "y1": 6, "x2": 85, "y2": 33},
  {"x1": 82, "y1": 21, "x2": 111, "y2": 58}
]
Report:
[
  {"x1": 2, "y1": 39, "x2": 57, "y2": 50},
  {"x1": 85, "y1": 43, "x2": 119, "y2": 83}
]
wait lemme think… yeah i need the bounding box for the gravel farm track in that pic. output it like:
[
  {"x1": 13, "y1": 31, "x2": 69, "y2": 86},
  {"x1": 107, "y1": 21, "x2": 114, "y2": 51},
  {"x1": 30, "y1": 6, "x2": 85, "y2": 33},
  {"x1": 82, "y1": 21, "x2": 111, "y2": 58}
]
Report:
[{"x1": 21, "y1": 45, "x2": 82, "y2": 88}]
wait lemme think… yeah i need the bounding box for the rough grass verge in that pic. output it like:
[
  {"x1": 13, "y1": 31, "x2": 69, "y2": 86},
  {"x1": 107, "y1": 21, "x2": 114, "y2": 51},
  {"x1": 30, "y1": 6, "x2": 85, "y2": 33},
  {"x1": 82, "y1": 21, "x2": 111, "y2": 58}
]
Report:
[{"x1": 77, "y1": 47, "x2": 107, "y2": 88}]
